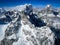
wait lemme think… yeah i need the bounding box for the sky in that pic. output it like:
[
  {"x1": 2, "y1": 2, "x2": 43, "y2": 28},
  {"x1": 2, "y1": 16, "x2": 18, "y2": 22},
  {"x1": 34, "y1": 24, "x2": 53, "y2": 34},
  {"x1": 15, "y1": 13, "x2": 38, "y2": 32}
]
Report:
[{"x1": 0, "y1": 0, "x2": 60, "y2": 8}]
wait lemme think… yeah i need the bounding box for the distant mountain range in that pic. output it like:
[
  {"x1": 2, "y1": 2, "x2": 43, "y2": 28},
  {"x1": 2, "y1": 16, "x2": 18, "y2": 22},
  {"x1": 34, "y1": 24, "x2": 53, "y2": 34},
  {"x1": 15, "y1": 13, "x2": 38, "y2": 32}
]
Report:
[{"x1": 0, "y1": 4, "x2": 60, "y2": 45}]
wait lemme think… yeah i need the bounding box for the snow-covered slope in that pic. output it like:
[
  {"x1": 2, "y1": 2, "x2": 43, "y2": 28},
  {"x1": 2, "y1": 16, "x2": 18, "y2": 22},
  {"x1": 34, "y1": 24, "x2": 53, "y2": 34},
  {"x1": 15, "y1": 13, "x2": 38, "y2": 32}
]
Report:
[{"x1": 0, "y1": 4, "x2": 60, "y2": 45}]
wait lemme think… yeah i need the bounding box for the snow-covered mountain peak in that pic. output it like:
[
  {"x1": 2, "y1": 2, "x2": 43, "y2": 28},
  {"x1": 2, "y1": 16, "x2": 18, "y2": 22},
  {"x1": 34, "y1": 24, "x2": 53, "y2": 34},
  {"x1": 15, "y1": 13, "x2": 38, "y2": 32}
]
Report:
[{"x1": 0, "y1": 4, "x2": 60, "y2": 45}]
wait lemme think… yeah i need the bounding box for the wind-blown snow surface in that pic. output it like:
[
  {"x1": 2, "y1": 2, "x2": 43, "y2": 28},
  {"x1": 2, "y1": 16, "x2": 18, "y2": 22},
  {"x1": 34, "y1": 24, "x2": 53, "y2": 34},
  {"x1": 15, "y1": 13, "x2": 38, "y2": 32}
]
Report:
[
  {"x1": 0, "y1": 23, "x2": 10, "y2": 41},
  {"x1": 13, "y1": 21, "x2": 54, "y2": 45},
  {"x1": 0, "y1": 4, "x2": 60, "y2": 45}
]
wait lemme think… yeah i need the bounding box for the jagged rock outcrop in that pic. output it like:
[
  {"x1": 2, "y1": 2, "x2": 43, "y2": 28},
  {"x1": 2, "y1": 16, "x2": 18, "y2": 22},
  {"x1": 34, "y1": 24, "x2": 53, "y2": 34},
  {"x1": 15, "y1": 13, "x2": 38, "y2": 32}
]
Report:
[
  {"x1": 0, "y1": 10, "x2": 21, "y2": 45},
  {"x1": 0, "y1": 4, "x2": 60, "y2": 45},
  {"x1": 24, "y1": 4, "x2": 33, "y2": 15}
]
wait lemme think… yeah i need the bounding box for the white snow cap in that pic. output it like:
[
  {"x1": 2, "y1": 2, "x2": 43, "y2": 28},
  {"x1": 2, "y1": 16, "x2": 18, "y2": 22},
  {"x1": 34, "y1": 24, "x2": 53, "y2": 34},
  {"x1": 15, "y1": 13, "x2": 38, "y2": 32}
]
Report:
[
  {"x1": 46, "y1": 4, "x2": 51, "y2": 9},
  {"x1": 5, "y1": 4, "x2": 32, "y2": 11}
]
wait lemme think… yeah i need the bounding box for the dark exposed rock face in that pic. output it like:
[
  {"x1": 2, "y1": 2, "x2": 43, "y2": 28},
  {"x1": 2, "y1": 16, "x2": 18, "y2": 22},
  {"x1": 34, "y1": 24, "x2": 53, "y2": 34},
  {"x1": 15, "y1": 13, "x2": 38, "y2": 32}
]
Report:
[
  {"x1": 0, "y1": 10, "x2": 21, "y2": 45},
  {"x1": 29, "y1": 14, "x2": 46, "y2": 27},
  {"x1": 0, "y1": 11, "x2": 14, "y2": 24},
  {"x1": 0, "y1": 38, "x2": 17, "y2": 45},
  {"x1": 50, "y1": 27, "x2": 60, "y2": 45},
  {"x1": 52, "y1": 10, "x2": 59, "y2": 16},
  {"x1": 24, "y1": 4, "x2": 46, "y2": 27},
  {"x1": 0, "y1": 4, "x2": 60, "y2": 45},
  {"x1": 55, "y1": 38, "x2": 60, "y2": 45},
  {"x1": 24, "y1": 4, "x2": 33, "y2": 15}
]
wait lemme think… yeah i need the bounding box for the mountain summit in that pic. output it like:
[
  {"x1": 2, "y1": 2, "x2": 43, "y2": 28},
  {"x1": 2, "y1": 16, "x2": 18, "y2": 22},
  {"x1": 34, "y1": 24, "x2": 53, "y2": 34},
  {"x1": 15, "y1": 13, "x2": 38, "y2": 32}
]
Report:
[{"x1": 0, "y1": 4, "x2": 60, "y2": 45}]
